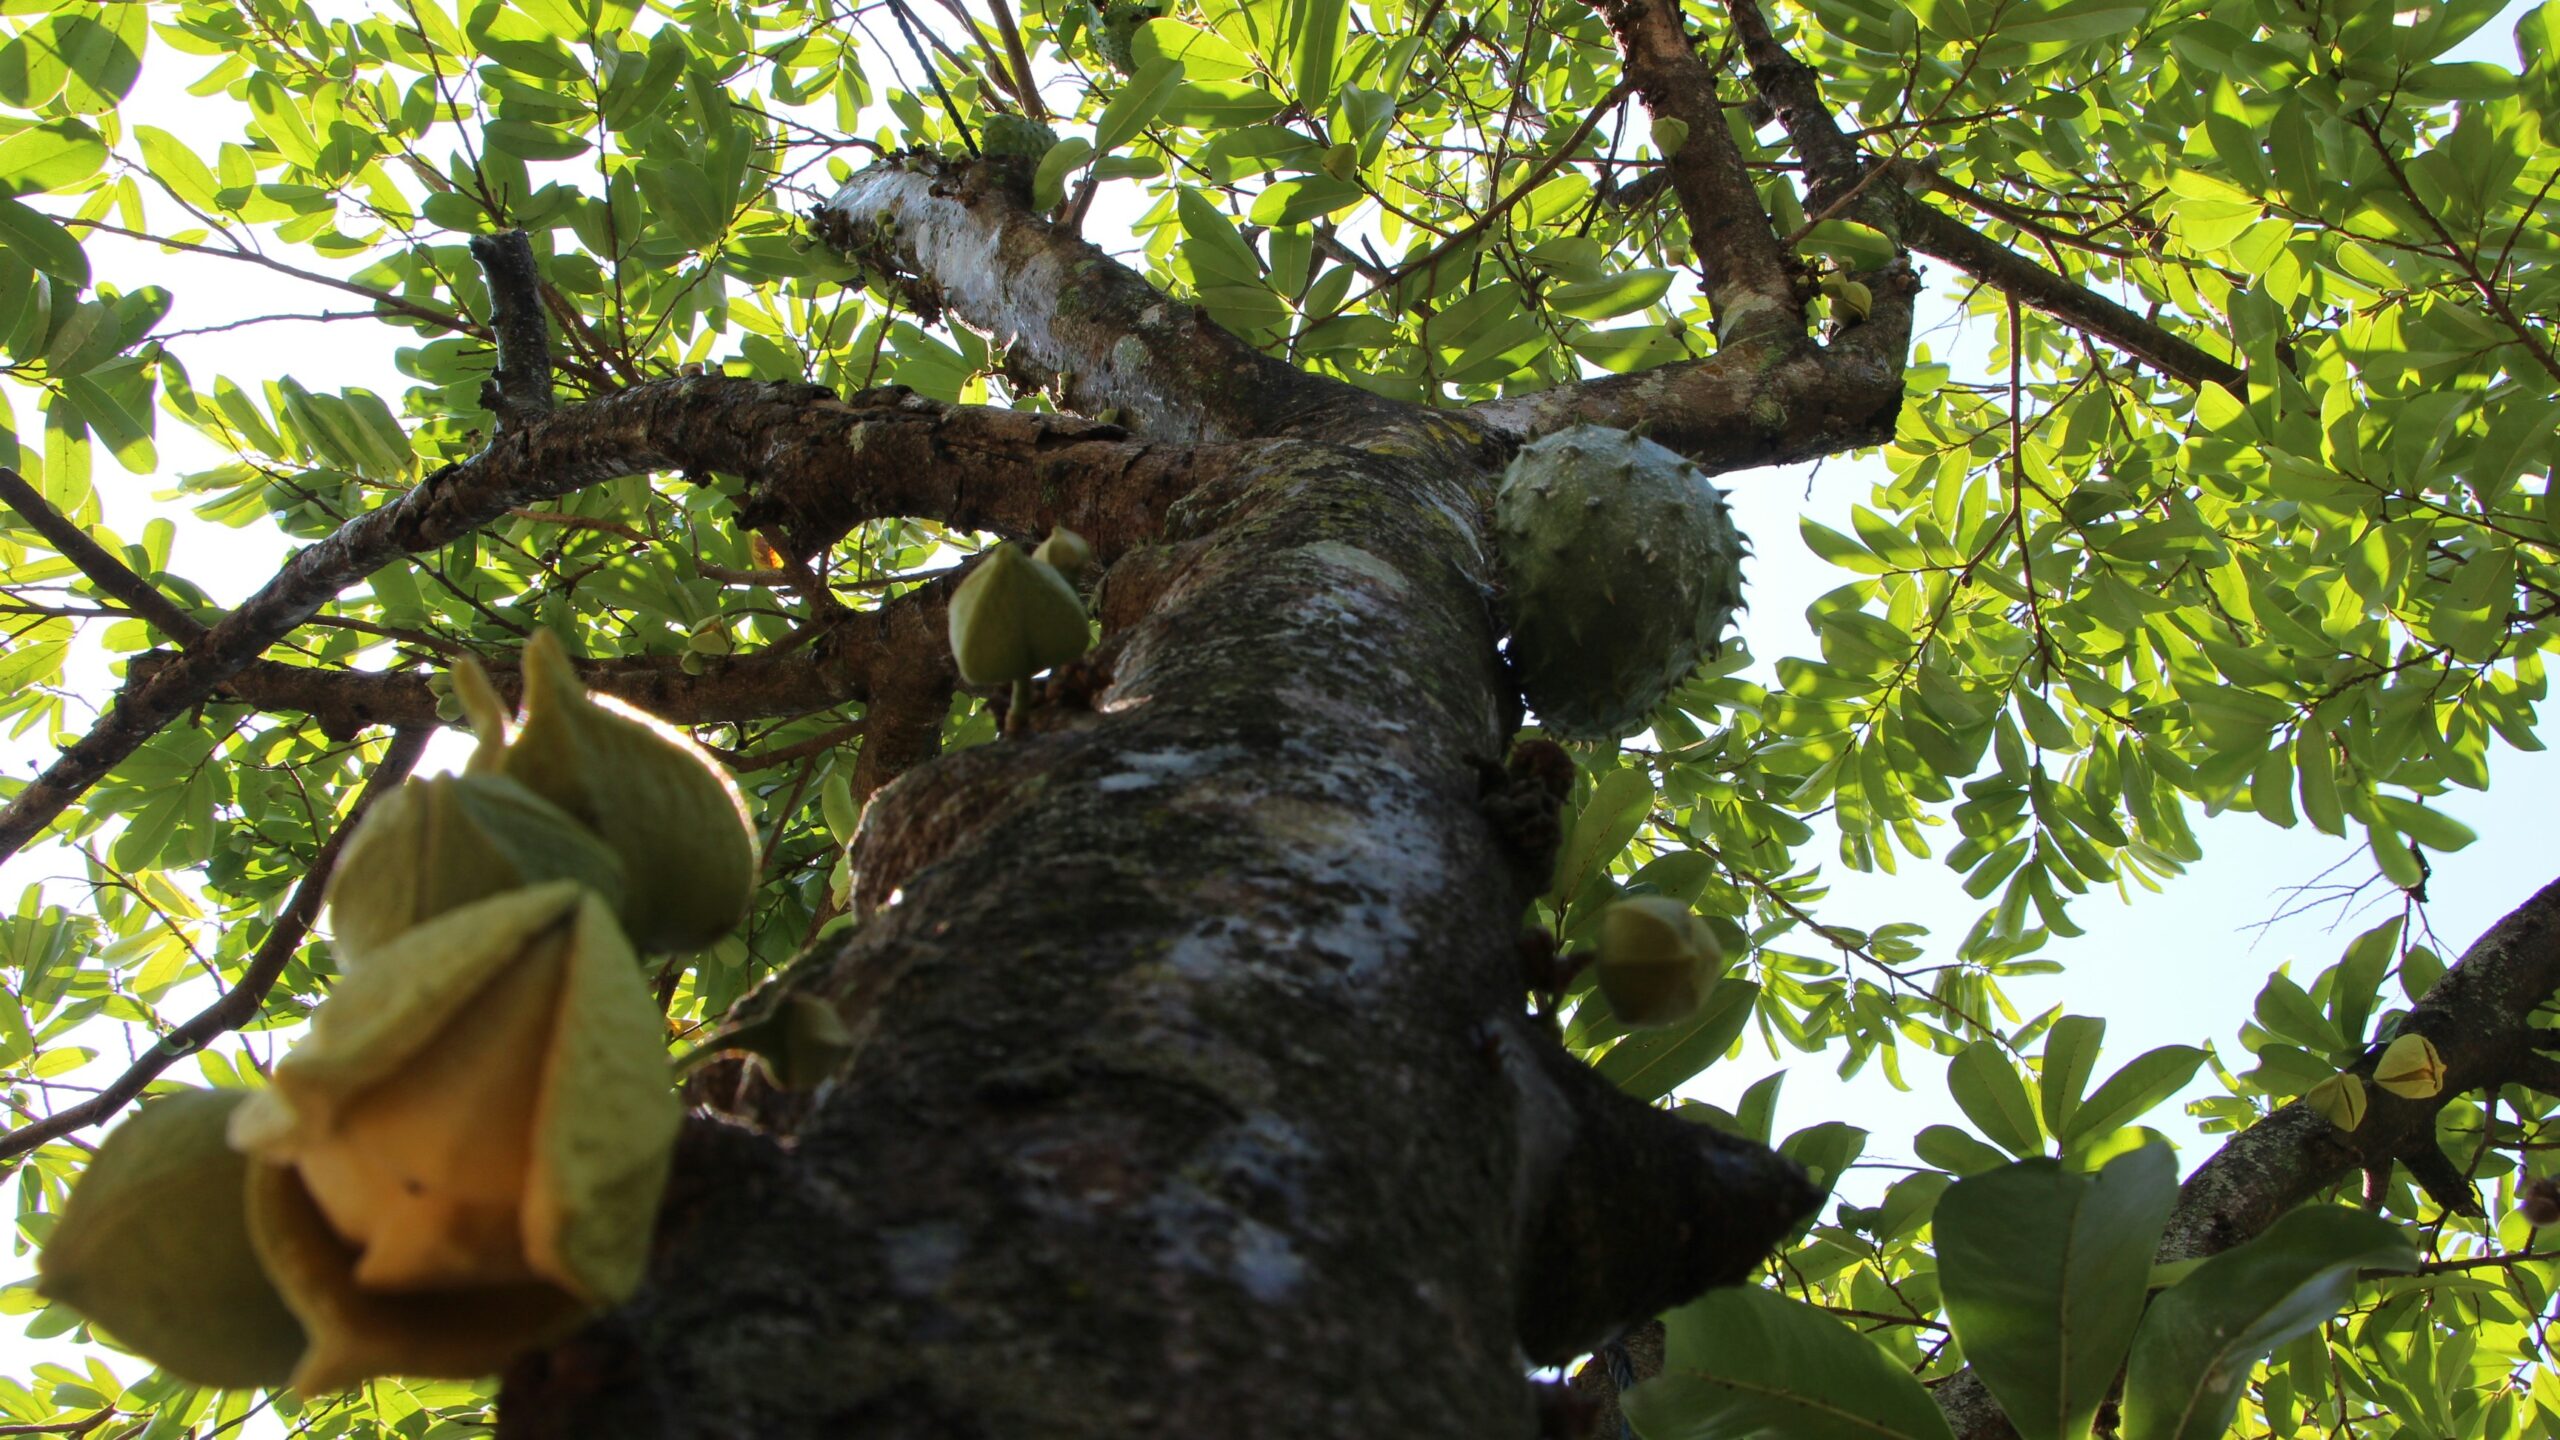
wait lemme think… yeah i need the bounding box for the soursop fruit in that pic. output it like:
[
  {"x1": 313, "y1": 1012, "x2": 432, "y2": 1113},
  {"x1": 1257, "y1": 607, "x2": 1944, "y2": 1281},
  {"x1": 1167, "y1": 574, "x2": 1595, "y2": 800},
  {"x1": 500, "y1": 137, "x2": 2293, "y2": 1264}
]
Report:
[
  {"x1": 1492, "y1": 425, "x2": 1748, "y2": 740},
  {"x1": 980, "y1": 113, "x2": 1058, "y2": 162},
  {"x1": 1095, "y1": 0, "x2": 1161, "y2": 73}
]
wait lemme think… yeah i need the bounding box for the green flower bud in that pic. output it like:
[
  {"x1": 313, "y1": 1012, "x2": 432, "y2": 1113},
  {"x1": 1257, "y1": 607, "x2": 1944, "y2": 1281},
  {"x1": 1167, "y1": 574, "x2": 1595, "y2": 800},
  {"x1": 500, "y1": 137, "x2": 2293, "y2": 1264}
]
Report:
[
  {"x1": 1032, "y1": 526, "x2": 1095, "y2": 582},
  {"x1": 1593, "y1": 896, "x2": 1724, "y2": 1028},
  {"x1": 686, "y1": 619, "x2": 732, "y2": 656},
  {"x1": 2305, "y1": 1071, "x2": 2368, "y2": 1131},
  {"x1": 36, "y1": 1088, "x2": 307, "y2": 1389},
  {"x1": 324, "y1": 773, "x2": 627, "y2": 966},
  {"x1": 948, "y1": 542, "x2": 1092, "y2": 686},
  {"x1": 496, "y1": 632, "x2": 760, "y2": 953}
]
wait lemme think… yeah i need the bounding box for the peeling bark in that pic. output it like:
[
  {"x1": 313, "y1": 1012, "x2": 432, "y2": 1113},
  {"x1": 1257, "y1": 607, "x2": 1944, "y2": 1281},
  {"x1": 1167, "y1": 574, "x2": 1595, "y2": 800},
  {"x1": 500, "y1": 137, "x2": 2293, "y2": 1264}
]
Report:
[{"x1": 815, "y1": 163, "x2": 1396, "y2": 442}]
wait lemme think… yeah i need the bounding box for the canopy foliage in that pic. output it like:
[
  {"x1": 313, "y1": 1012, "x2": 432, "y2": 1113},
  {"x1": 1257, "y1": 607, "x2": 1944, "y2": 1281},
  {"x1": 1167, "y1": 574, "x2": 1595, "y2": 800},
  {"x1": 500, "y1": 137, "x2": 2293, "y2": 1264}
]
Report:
[{"x1": 1, "y1": 0, "x2": 2558, "y2": 1431}]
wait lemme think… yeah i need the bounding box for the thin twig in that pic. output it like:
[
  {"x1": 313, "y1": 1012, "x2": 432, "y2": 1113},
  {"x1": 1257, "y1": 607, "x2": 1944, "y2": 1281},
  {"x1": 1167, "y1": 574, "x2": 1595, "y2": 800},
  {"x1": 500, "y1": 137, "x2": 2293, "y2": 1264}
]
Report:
[{"x1": 0, "y1": 727, "x2": 431, "y2": 1164}]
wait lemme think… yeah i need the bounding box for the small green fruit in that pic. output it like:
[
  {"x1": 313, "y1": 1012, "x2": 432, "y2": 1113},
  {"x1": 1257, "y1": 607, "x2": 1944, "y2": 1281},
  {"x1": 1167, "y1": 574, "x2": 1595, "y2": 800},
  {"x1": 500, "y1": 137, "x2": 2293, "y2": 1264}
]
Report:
[
  {"x1": 1592, "y1": 896, "x2": 1724, "y2": 1028},
  {"x1": 1321, "y1": 141, "x2": 1360, "y2": 183},
  {"x1": 948, "y1": 542, "x2": 1092, "y2": 686},
  {"x1": 686, "y1": 619, "x2": 732, "y2": 656},
  {"x1": 1650, "y1": 116, "x2": 1689, "y2": 157},
  {"x1": 36, "y1": 1089, "x2": 307, "y2": 1389}
]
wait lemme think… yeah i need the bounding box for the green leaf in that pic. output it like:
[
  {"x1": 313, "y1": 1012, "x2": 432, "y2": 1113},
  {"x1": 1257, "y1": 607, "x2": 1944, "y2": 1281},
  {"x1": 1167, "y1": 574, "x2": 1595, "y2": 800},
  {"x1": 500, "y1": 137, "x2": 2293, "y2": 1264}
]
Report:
[
  {"x1": 1545, "y1": 270, "x2": 1675, "y2": 320},
  {"x1": 1627, "y1": 1286, "x2": 1956, "y2": 1440},
  {"x1": 1593, "y1": 978, "x2": 1759, "y2": 1100},
  {"x1": 2039, "y1": 1014, "x2": 2106, "y2": 1139},
  {"x1": 2370, "y1": 795, "x2": 2475, "y2": 852},
  {"x1": 1158, "y1": 81, "x2": 1286, "y2": 129},
  {"x1": 634, "y1": 159, "x2": 728, "y2": 249},
  {"x1": 1916, "y1": 1123, "x2": 2015, "y2": 1176},
  {"x1": 1949, "y1": 1038, "x2": 2044, "y2": 1157},
  {"x1": 27, "y1": 12, "x2": 142, "y2": 116},
  {"x1": 1937, "y1": 1146, "x2": 2178, "y2": 1440},
  {"x1": 1032, "y1": 136, "x2": 1093, "y2": 211},
  {"x1": 1133, "y1": 19, "x2": 1259, "y2": 80},
  {"x1": 1550, "y1": 765, "x2": 1652, "y2": 906},
  {"x1": 0, "y1": 196, "x2": 86, "y2": 288},
  {"x1": 1095, "y1": 57, "x2": 1187, "y2": 156},
  {"x1": 2122, "y1": 1207, "x2": 2419, "y2": 1440},
  {"x1": 1291, "y1": 0, "x2": 1348, "y2": 112},
  {"x1": 2061, "y1": 1046, "x2": 2205, "y2": 1150},
  {"x1": 0, "y1": 121, "x2": 107, "y2": 199},
  {"x1": 1247, "y1": 176, "x2": 1363, "y2": 226},
  {"x1": 134, "y1": 128, "x2": 220, "y2": 212}
]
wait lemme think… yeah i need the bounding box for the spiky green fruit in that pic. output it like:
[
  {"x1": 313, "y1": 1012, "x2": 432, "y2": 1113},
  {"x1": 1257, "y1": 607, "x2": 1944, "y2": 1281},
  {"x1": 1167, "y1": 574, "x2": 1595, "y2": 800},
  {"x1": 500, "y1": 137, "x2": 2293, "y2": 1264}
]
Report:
[
  {"x1": 980, "y1": 113, "x2": 1058, "y2": 162},
  {"x1": 1096, "y1": 0, "x2": 1159, "y2": 73},
  {"x1": 1493, "y1": 425, "x2": 1748, "y2": 740}
]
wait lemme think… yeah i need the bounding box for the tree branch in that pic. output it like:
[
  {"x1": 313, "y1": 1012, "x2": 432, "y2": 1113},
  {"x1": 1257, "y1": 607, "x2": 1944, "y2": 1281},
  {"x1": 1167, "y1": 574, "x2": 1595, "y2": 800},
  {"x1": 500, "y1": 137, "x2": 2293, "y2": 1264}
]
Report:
[
  {"x1": 1712, "y1": 0, "x2": 2241, "y2": 392},
  {"x1": 1718, "y1": 0, "x2": 1867, "y2": 204},
  {"x1": 0, "y1": 726, "x2": 430, "y2": 1163},
  {"x1": 1461, "y1": 310, "x2": 1911, "y2": 472},
  {"x1": 0, "y1": 468, "x2": 208, "y2": 642},
  {"x1": 469, "y1": 229, "x2": 558, "y2": 430},
  {"x1": 814, "y1": 161, "x2": 1392, "y2": 442},
  {"x1": 0, "y1": 377, "x2": 1109, "y2": 866},
  {"x1": 126, "y1": 579, "x2": 956, "y2": 736},
  {"x1": 1940, "y1": 873, "x2": 2560, "y2": 1440},
  {"x1": 1595, "y1": 0, "x2": 1806, "y2": 342},
  {"x1": 1897, "y1": 203, "x2": 2244, "y2": 391},
  {"x1": 1499, "y1": 1018, "x2": 1821, "y2": 1363},
  {"x1": 732, "y1": 387, "x2": 1197, "y2": 561}
]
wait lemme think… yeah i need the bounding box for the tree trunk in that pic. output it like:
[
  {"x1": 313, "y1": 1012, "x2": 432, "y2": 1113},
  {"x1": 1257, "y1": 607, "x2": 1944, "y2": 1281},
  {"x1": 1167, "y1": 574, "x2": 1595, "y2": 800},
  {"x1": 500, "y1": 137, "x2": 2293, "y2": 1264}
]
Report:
[{"x1": 499, "y1": 393, "x2": 1813, "y2": 1435}]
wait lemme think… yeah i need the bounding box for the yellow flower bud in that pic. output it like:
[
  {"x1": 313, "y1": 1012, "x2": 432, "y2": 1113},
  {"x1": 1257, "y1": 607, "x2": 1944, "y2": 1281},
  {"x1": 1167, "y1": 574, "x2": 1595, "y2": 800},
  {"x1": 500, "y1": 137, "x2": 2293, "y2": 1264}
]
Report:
[
  {"x1": 230, "y1": 883, "x2": 679, "y2": 1392},
  {"x1": 948, "y1": 542, "x2": 1091, "y2": 686},
  {"x1": 1593, "y1": 896, "x2": 1725, "y2": 1028},
  {"x1": 2371, "y1": 1032, "x2": 2445, "y2": 1100},
  {"x1": 323, "y1": 773, "x2": 626, "y2": 965},
  {"x1": 497, "y1": 631, "x2": 760, "y2": 953},
  {"x1": 36, "y1": 1089, "x2": 306, "y2": 1389},
  {"x1": 2305, "y1": 1071, "x2": 2368, "y2": 1132}
]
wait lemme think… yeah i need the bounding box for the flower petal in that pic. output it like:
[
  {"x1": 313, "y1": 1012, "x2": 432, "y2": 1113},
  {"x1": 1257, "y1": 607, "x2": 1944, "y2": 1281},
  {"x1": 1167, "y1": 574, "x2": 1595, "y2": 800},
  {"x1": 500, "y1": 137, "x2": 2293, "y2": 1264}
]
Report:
[
  {"x1": 245, "y1": 1160, "x2": 587, "y2": 1394},
  {"x1": 523, "y1": 893, "x2": 681, "y2": 1303}
]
